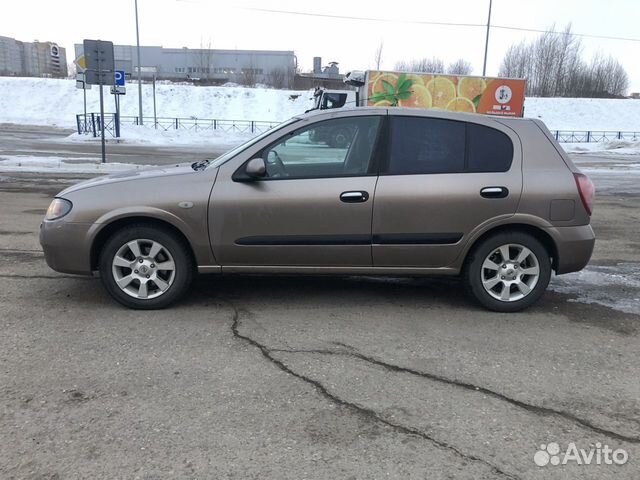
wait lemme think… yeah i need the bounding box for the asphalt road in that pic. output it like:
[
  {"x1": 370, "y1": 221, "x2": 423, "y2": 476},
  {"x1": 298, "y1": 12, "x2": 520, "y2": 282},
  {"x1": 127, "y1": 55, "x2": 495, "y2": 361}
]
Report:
[{"x1": 0, "y1": 126, "x2": 639, "y2": 479}]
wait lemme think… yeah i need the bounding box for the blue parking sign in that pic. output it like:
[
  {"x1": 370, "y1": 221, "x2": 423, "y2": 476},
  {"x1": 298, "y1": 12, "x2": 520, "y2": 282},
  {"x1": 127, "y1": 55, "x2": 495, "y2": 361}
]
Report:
[{"x1": 114, "y1": 70, "x2": 125, "y2": 86}]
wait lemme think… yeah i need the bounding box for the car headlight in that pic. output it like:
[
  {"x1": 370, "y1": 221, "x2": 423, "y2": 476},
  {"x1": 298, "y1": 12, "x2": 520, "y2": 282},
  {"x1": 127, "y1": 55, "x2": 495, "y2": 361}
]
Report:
[{"x1": 45, "y1": 198, "x2": 73, "y2": 221}]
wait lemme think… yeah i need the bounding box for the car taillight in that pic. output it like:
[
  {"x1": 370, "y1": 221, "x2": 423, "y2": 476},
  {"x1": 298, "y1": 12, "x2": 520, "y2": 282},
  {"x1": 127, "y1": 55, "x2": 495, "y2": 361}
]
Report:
[{"x1": 574, "y1": 172, "x2": 595, "y2": 216}]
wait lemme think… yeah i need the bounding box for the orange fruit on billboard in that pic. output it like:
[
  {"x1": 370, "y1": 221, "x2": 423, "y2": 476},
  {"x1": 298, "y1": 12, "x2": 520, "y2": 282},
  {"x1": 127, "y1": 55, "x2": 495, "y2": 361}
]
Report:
[
  {"x1": 446, "y1": 97, "x2": 475, "y2": 113},
  {"x1": 371, "y1": 73, "x2": 398, "y2": 94},
  {"x1": 458, "y1": 77, "x2": 487, "y2": 100},
  {"x1": 398, "y1": 84, "x2": 432, "y2": 108},
  {"x1": 426, "y1": 77, "x2": 456, "y2": 109},
  {"x1": 404, "y1": 73, "x2": 425, "y2": 86}
]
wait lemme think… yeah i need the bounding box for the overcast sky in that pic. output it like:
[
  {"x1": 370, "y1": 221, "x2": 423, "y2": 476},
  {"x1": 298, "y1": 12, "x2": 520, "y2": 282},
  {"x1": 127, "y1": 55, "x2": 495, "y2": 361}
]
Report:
[{"x1": 4, "y1": 0, "x2": 640, "y2": 92}]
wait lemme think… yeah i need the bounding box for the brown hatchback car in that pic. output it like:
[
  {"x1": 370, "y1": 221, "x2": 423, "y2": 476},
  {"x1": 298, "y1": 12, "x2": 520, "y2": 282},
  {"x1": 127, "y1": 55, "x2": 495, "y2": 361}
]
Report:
[{"x1": 40, "y1": 107, "x2": 595, "y2": 311}]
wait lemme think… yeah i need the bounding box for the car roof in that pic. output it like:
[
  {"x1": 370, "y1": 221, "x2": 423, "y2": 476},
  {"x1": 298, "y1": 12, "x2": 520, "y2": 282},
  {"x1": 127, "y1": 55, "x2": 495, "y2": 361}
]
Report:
[{"x1": 295, "y1": 106, "x2": 533, "y2": 127}]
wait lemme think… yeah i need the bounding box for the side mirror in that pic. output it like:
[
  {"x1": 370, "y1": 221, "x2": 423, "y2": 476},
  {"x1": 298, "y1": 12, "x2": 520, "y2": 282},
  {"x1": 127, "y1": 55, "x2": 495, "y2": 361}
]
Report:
[{"x1": 245, "y1": 157, "x2": 266, "y2": 178}]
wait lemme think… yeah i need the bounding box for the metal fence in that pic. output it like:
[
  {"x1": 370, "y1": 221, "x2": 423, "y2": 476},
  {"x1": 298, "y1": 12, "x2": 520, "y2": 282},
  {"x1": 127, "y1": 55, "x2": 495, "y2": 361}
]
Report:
[
  {"x1": 553, "y1": 130, "x2": 640, "y2": 143},
  {"x1": 76, "y1": 113, "x2": 640, "y2": 144},
  {"x1": 76, "y1": 113, "x2": 279, "y2": 138}
]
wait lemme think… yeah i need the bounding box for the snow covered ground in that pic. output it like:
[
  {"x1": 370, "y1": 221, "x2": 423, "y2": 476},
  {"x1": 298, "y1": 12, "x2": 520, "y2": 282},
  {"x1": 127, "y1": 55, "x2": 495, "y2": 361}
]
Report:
[
  {"x1": 550, "y1": 263, "x2": 640, "y2": 315},
  {"x1": 2, "y1": 77, "x2": 640, "y2": 132},
  {"x1": 562, "y1": 140, "x2": 640, "y2": 155},
  {"x1": 524, "y1": 97, "x2": 640, "y2": 131},
  {"x1": 0, "y1": 77, "x2": 313, "y2": 128}
]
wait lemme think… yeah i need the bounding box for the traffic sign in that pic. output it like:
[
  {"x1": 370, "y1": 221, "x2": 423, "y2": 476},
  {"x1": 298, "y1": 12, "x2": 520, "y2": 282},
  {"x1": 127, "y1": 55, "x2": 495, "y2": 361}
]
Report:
[
  {"x1": 75, "y1": 73, "x2": 91, "y2": 90},
  {"x1": 110, "y1": 86, "x2": 126, "y2": 95},
  {"x1": 83, "y1": 39, "x2": 115, "y2": 85},
  {"x1": 114, "y1": 70, "x2": 125, "y2": 86},
  {"x1": 74, "y1": 55, "x2": 87, "y2": 72}
]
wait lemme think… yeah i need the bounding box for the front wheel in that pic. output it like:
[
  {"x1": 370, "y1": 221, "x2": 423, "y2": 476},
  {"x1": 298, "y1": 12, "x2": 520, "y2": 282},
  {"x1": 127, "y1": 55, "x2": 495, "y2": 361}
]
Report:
[
  {"x1": 99, "y1": 225, "x2": 194, "y2": 309},
  {"x1": 465, "y1": 232, "x2": 551, "y2": 312}
]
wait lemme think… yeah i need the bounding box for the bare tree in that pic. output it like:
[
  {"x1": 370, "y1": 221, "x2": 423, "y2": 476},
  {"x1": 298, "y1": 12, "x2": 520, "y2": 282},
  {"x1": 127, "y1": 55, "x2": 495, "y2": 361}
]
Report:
[
  {"x1": 447, "y1": 59, "x2": 472, "y2": 75},
  {"x1": 197, "y1": 37, "x2": 214, "y2": 81},
  {"x1": 373, "y1": 41, "x2": 384, "y2": 70},
  {"x1": 395, "y1": 57, "x2": 445, "y2": 73},
  {"x1": 266, "y1": 67, "x2": 286, "y2": 89},
  {"x1": 238, "y1": 55, "x2": 258, "y2": 87},
  {"x1": 499, "y1": 23, "x2": 629, "y2": 97}
]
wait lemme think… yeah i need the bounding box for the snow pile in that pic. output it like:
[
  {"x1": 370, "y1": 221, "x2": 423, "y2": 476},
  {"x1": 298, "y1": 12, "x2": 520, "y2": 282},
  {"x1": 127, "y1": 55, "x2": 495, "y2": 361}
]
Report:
[
  {"x1": 524, "y1": 97, "x2": 640, "y2": 131},
  {"x1": 2, "y1": 77, "x2": 640, "y2": 132},
  {"x1": 0, "y1": 77, "x2": 313, "y2": 128},
  {"x1": 562, "y1": 140, "x2": 640, "y2": 155},
  {"x1": 0, "y1": 155, "x2": 152, "y2": 174},
  {"x1": 66, "y1": 124, "x2": 254, "y2": 147}
]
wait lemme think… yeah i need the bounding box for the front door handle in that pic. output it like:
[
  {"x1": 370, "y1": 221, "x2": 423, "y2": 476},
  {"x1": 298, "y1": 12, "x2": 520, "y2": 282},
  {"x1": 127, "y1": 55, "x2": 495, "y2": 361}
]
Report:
[
  {"x1": 340, "y1": 191, "x2": 369, "y2": 203},
  {"x1": 480, "y1": 186, "x2": 509, "y2": 199}
]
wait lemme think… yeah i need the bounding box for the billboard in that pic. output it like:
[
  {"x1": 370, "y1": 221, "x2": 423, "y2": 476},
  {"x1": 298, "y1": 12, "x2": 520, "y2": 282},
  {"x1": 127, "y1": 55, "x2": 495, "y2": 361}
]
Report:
[{"x1": 366, "y1": 70, "x2": 526, "y2": 117}]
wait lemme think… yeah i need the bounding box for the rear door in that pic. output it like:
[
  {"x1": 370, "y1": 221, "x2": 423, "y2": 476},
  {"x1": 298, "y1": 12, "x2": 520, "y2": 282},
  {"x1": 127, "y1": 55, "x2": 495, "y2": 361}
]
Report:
[{"x1": 372, "y1": 112, "x2": 522, "y2": 268}]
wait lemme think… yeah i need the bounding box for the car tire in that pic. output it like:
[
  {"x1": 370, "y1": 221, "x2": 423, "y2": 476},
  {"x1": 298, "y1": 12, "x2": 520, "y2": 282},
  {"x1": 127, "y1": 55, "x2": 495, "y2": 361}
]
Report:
[
  {"x1": 465, "y1": 231, "x2": 551, "y2": 312},
  {"x1": 99, "y1": 224, "x2": 194, "y2": 309}
]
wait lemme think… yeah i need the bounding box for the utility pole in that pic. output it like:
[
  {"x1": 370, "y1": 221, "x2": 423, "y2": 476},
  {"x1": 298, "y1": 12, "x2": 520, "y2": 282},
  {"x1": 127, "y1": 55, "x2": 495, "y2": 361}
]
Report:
[
  {"x1": 135, "y1": 0, "x2": 144, "y2": 125},
  {"x1": 482, "y1": 0, "x2": 493, "y2": 76}
]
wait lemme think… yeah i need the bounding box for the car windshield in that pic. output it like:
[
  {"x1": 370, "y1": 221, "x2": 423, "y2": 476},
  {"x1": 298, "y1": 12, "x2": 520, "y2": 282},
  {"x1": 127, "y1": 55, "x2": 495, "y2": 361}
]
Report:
[{"x1": 206, "y1": 118, "x2": 300, "y2": 169}]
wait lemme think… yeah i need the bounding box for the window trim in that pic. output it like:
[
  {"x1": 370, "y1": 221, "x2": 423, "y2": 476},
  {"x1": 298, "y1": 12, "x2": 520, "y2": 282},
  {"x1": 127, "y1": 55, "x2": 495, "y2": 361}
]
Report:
[
  {"x1": 234, "y1": 115, "x2": 385, "y2": 182},
  {"x1": 381, "y1": 116, "x2": 514, "y2": 176}
]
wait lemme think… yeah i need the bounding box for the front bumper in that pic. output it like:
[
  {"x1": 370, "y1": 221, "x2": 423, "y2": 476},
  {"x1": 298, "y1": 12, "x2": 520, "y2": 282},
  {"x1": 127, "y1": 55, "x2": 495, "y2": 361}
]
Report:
[
  {"x1": 39, "y1": 221, "x2": 94, "y2": 275},
  {"x1": 547, "y1": 224, "x2": 595, "y2": 275}
]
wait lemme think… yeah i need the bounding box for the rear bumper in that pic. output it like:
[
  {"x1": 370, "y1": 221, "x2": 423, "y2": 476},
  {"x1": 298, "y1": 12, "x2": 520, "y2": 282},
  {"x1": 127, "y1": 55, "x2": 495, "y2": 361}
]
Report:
[
  {"x1": 547, "y1": 224, "x2": 595, "y2": 274},
  {"x1": 39, "y1": 221, "x2": 93, "y2": 275}
]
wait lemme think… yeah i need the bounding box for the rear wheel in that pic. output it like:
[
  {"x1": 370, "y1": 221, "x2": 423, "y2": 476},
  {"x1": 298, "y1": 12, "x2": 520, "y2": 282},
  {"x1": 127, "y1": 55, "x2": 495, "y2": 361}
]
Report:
[
  {"x1": 99, "y1": 225, "x2": 194, "y2": 309},
  {"x1": 465, "y1": 232, "x2": 551, "y2": 312}
]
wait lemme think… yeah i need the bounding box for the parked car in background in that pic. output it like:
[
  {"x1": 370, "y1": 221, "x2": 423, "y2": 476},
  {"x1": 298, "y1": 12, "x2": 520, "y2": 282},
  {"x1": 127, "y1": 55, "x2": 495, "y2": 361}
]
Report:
[{"x1": 40, "y1": 107, "x2": 595, "y2": 311}]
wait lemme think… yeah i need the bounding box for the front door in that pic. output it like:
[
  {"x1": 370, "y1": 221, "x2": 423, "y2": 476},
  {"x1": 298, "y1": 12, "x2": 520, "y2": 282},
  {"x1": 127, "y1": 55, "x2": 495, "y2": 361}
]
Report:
[
  {"x1": 210, "y1": 115, "x2": 383, "y2": 267},
  {"x1": 372, "y1": 114, "x2": 522, "y2": 268}
]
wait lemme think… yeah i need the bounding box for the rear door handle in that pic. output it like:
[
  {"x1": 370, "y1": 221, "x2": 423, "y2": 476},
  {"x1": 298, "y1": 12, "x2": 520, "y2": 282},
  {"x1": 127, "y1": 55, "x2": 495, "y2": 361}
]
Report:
[
  {"x1": 340, "y1": 191, "x2": 369, "y2": 203},
  {"x1": 480, "y1": 186, "x2": 509, "y2": 199}
]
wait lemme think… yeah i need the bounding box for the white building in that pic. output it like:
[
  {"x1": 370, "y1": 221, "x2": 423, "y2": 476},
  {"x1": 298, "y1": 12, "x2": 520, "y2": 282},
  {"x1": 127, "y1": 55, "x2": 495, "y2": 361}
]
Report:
[{"x1": 74, "y1": 44, "x2": 295, "y2": 86}]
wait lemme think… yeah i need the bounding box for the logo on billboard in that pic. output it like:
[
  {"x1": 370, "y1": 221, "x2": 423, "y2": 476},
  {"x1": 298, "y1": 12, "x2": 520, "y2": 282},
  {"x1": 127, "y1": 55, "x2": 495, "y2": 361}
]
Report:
[{"x1": 495, "y1": 85, "x2": 513, "y2": 104}]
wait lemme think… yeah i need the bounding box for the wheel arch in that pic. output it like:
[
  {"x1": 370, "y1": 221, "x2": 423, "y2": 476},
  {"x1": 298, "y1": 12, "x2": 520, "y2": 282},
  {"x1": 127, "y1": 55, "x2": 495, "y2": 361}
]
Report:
[
  {"x1": 90, "y1": 216, "x2": 197, "y2": 271},
  {"x1": 462, "y1": 223, "x2": 559, "y2": 272}
]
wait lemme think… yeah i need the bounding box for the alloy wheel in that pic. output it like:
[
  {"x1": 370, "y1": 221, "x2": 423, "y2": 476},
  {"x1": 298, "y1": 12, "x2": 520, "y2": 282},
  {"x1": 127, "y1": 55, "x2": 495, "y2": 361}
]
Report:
[
  {"x1": 480, "y1": 243, "x2": 540, "y2": 302},
  {"x1": 111, "y1": 239, "x2": 176, "y2": 299}
]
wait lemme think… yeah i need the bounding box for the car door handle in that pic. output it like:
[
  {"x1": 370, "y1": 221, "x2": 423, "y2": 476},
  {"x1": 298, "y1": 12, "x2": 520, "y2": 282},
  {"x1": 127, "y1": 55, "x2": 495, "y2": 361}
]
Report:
[
  {"x1": 340, "y1": 191, "x2": 369, "y2": 203},
  {"x1": 480, "y1": 186, "x2": 509, "y2": 199}
]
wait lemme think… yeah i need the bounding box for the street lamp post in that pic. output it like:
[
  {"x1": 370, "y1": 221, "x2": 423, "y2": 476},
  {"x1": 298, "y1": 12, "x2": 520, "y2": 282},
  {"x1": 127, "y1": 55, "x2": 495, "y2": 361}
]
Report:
[
  {"x1": 134, "y1": 0, "x2": 143, "y2": 125},
  {"x1": 482, "y1": 0, "x2": 493, "y2": 76}
]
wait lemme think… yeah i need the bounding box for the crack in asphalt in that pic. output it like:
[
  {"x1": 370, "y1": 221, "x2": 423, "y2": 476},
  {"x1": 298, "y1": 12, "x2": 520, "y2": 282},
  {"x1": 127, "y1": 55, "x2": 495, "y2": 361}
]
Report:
[
  {"x1": 224, "y1": 300, "x2": 520, "y2": 480},
  {"x1": 270, "y1": 345, "x2": 640, "y2": 445}
]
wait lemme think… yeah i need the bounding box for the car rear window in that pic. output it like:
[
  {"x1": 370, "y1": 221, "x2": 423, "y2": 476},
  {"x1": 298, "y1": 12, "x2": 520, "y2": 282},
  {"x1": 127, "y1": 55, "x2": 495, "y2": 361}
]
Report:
[
  {"x1": 388, "y1": 116, "x2": 513, "y2": 175},
  {"x1": 467, "y1": 123, "x2": 513, "y2": 172}
]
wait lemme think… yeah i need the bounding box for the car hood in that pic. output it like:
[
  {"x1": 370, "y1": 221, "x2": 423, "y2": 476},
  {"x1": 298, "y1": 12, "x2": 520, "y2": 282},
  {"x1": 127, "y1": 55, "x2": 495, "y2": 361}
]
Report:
[{"x1": 58, "y1": 163, "x2": 203, "y2": 196}]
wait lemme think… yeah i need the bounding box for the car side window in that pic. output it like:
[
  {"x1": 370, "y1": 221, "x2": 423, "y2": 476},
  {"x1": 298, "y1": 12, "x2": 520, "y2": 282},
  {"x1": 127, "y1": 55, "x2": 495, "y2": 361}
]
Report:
[
  {"x1": 467, "y1": 123, "x2": 513, "y2": 172},
  {"x1": 261, "y1": 116, "x2": 382, "y2": 179},
  {"x1": 389, "y1": 117, "x2": 465, "y2": 174}
]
